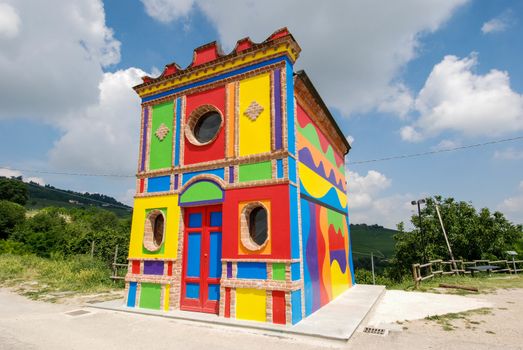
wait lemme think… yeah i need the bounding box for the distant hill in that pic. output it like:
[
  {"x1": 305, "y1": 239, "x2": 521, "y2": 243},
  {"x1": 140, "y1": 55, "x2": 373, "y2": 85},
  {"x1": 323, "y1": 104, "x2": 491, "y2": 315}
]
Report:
[
  {"x1": 350, "y1": 223, "x2": 397, "y2": 259},
  {"x1": 25, "y1": 181, "x2": 132, "y2": 217}
]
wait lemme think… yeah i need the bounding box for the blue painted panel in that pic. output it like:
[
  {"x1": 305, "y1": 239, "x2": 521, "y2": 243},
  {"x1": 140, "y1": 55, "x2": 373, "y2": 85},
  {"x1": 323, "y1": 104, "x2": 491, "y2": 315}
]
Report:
[
  {"x1": 186, "y1": 283, "x2": 200, "y2": 299},
  {"x1": 300, "y1": 198, "x2": 314, "y2": 316},
  {"x1": 291, "y1": 290, "x2": 302, "y2": 324},
  {"x1": 127, "y1": 282, "x2": 137, "y2": 307},
  {"x1": 208, "y1": 284, "x2": 220, "y2": 301},
  {"x1": 188, "y1": 213, "x2": 202, "y2": 228},
  {"x1": 236, "y1": 262, "x2": 267, "y2": 280},
  {"x1": 286, "y1": 60, "x2": 296, "y2": 155},
  {"x1": 210, "y1": 212, "x2": 222, "y2": 227},
  {"x1": 291, "y1": 262, "x2": 301, "y2": 281},
  {"x1": 182, "y1": 168, "x2": 225, "y2": 185},
  {"x1": 147, "y1": 176, "x2": 170, "y2": 193},
  {"x1": 142, "y1": 56, "x2": 292, "y2": 103},
  {"x1": 208, "y1": 231, "x2": 222, "y2": 278},
  {"x1": 174, "y1": 97, "x2": 182, "y2": 166},
  {"x1": 289, "y1": 185, "x2": 300, "y2": 259},
  {"x1": 183, "y1": 168, "x2": 225, "y2": 185},
  {"x1": 187, "y1": 232, "x2": 201, "y2": 277},
  {"x1": 288, "y1": 157, "x2": 296, "y2": 183},
  {"x1": 276, "y1": 159, "x2": 284, "y2": 178}
]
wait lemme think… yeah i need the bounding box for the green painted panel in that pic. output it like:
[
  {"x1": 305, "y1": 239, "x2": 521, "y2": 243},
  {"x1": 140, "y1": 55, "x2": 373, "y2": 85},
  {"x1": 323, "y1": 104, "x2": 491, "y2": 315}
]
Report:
[
  {"x1": 239, "y1": 161, "x2": 272, "y2": 182},
  {"x1": 272, "y1": 263, "x2": 286, "y2": 281},
  {"x1": 149, "y1": 101, "x2": 174, "y2": 170},
  {"x1": 139, "y1": 283, "x2": 162, "y2": 310},
  {"x1": 180, "y1": 181, "x2": 223, "y2": 204}
]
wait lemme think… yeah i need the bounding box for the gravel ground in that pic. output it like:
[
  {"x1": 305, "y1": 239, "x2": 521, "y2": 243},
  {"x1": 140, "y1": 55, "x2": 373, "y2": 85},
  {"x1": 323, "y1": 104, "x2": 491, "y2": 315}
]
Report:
[{"x1": 1, "y1": 287, "x2": 522, "y2": 349}]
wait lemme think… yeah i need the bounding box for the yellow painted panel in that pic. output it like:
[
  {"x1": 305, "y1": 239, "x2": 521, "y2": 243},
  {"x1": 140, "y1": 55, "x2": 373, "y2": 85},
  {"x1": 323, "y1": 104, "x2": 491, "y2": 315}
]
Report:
[
  {"x1": 299, "y1": 163, "x2": 347, "y2": 209},
  {"x1": 236, "y1": 288, "x2": 266, "y2": 322},
  {"x1": 164, "y1": 284, "x2": 170, "y2": 311},
  {"x1": 129, "y1": 195, "x2": 180, "y2": 259},
  {"x1": 239, "y1": 73, "x2": 271, "y2": 156}
]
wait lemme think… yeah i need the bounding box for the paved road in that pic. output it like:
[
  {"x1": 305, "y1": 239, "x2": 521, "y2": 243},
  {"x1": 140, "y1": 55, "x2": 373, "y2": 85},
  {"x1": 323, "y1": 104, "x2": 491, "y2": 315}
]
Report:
[
  {"x1": 0, "y1": 289, "x2": 331, "y2": 350},
  {"x1": 2, "y1": 287, "x2": 522, "y2": 349}
]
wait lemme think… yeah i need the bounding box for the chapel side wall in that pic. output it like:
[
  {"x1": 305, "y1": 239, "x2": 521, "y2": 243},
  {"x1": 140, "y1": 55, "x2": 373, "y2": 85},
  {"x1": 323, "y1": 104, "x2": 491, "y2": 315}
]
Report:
[{"x1": 295, "y1": 100, "x2": 353, "y2": 317}]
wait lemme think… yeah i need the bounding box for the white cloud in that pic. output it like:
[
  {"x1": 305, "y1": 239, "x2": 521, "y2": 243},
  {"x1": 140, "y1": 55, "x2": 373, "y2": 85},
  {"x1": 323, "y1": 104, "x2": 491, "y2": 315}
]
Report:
[
  {"x1": 0, "y1": 168, "x2": 45, "y2": 185},
  {"x1": 346, "y1": 135, "x2": 355, "y2": 146},
  {"x1": 0, "y1": 0, "x2": 121, "y2": 121},
  {"x1": 482, "y1": 11, "x2": 513, "y2": 34},
  {"x1": 431, "y1": 139, "x2": 461, "y2": 151},
  {"x1": 140, "y1": 0, "x2": 194, "y2": 23},
  {"x1": 0, "y1": 3, "x2": 20, "y2": 38},
  {"x1": 498, "y1": 181, "x2": 523, "y2": 224},
  {"x1": 493, "y1": 147, "x2": 523, "y2": 160},
  {"x1": 402, "y1": 53, "x2": 523, "y2": 141},
  {"x1": 48, "y1": 68, "x2": 146, "y2": 175},
  {"x1": 141, "y1": 0, "x2": 467, "y2": 116},
  {"x1": 347, "y1": 170, "x2": 391, "y2": 209}
]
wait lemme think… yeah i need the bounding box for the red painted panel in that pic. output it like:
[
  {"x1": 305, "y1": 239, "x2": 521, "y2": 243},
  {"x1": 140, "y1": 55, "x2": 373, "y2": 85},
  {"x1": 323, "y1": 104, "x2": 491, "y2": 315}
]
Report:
[
  {"x1": 272, "y1": 291, "x2": 286, "y2": 324},
  {"x1": 167, "y1": 261, "x2": 173, "y2": 276},
  {"x1": 224, "y1": 287, "x2": 231, "y2": 318},
  {"x1": 139, "y1": 179, "x2": 145, "y2": 193},
  {"x1": 235, "y1": 38, "x2": 253, "y2": 52},
  {"x1": 222, "y1": 184, "x2": 291, "y2": 259},
  {"x1": 132, "y1": 260, "x2": 140, "y2": 274},
  {"x1": 192, "y1": 43, "x2": 220, "y2": 67},
  {"x1": 184, "y1": 86, "x2": 226, "y2": 165}
]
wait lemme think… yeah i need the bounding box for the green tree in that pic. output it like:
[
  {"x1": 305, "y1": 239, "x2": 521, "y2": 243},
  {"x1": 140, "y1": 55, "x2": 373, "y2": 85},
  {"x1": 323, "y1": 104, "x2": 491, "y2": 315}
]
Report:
[
  {"x1": 389, "y1": 196, "x2": 523, "y2": 279},
  {"x1": 0, "y1": 177, "x2": 28, "y2": 205},
  {"x1": 9, "y1": 208, "x2": 67, "y2": 257},
  {"x1": 0, "y1": 200, "x2": 26, "y2": 239}
]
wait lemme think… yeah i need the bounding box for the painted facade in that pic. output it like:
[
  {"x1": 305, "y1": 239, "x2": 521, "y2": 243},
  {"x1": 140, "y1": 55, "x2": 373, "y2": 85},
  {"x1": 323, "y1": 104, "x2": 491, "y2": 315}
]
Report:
[{"x1": 125, "y1": 28, "x2": 354, "y2": 325}]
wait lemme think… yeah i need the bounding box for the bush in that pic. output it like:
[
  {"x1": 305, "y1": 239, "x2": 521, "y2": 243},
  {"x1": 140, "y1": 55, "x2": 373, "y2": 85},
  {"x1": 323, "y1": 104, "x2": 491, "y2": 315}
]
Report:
[
  {"x1": 0, "y1": 177, "x2": 28, "y2": 205},
  {"x1": 354, "y1": 268, "x2": 396, "y2": 286},
  {"x1": 0, "y1": 200, "x2": 26, "y2": 239}
]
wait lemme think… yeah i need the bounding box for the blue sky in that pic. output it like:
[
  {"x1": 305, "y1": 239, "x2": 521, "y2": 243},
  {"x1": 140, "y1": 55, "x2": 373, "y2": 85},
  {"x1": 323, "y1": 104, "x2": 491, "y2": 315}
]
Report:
[{"x1": 0, "y1": 0, "x2": 522, "y2": 228}]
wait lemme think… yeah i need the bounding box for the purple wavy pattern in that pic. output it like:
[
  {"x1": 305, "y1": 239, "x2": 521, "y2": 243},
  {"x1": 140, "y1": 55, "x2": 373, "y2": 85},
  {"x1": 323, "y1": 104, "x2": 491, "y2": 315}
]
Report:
[
  {"x1": 329, "y1": 250, "x2": 348, "y2": 274},
  {"x1": 299, "y1": 148, "x2": 346, "y2": 191}
]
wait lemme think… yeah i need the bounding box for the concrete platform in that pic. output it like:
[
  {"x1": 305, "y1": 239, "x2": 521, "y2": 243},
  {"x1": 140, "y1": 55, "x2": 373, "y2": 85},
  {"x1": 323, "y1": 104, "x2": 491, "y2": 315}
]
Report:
[{"x1": 88, "y1": 284, "x2": 385, "y2": 342}]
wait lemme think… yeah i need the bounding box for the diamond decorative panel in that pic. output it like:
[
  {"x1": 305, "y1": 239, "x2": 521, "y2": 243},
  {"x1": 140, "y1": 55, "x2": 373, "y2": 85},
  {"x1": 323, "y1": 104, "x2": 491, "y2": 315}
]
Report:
[
  {"x1": 155, "y1": 123, "x2": 170, "y2": 141},
  {"x1": 244, "y1": 101, "x2": 264, "y2": 121}
]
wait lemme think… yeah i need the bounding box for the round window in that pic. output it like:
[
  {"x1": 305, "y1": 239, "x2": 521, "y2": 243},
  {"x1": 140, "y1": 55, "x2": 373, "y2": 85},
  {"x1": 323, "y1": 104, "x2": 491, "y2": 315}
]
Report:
[
  {"x1": 143, "y1": 210, "x2": 165, "y2": 252},
  {"x1": 153, "y1": 214, "x2": 164, "y2": 246},
  {"x1": 249, "y1": 206, "x2": 268, "y2": 246},
  {"x1": 193, "y1": 111, "x2": 221, "y2": 144}
]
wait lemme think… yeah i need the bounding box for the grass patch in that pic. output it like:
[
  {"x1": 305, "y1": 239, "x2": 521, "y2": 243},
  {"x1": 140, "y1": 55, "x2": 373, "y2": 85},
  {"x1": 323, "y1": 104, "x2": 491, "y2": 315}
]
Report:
[
  {"x1": 425, "y1": 308, "x2": 492, "y2": 331},
  {"x1": 0, "y1": 253, "x2": 123, "y2": 301},
  {"x1": 389, "y1": 274, "x2": 523, "y2": 293}
]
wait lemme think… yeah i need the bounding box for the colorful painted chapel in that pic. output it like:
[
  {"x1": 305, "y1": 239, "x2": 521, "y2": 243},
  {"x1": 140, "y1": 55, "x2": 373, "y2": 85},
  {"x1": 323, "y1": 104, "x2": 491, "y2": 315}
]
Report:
[{"x1": 125, "y1": 28, "x2": 354, "y2": 325}]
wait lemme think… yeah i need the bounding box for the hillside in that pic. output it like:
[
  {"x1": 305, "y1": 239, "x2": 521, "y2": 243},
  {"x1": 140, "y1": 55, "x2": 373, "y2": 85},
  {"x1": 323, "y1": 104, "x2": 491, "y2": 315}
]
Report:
[
  {"x1": 25, "y1": 181, "x2": 132, "y2": 217},
  {"x1": 350, "y1": 223, "x2": 397, "y2": 259}
]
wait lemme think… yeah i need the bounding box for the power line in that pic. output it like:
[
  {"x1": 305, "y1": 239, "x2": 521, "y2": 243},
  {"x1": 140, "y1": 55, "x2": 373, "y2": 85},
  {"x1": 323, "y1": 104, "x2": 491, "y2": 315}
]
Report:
[
  {"x1": 0, "y1": 167, "x2": 134, "y2": 178},
  {"x1": 348, "y1": 135, "x2": 523, "y2": 165},
  {"x1": 1, "y1": 135, "x2": 522, "y2": 177}
]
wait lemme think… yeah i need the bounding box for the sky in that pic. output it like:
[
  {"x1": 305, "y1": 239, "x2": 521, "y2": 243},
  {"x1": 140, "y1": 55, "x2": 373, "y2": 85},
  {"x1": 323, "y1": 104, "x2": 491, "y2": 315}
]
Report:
[{"x1": 0, "y1": 0, "x2": 522, "y2": 228}]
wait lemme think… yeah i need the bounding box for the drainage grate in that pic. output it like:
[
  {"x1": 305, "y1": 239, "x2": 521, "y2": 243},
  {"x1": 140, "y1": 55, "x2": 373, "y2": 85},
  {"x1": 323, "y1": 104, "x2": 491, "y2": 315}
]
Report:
[
  {"x1": 66, "y1": 310, "x2": 91, "y2": 317},
  {"x1": 363, "y1": 327, "x2": 386, "y2": 335}
]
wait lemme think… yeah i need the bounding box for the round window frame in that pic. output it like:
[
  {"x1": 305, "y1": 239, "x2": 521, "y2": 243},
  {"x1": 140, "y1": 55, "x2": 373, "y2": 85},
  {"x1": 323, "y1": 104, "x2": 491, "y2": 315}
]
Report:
[
  {"x1": 185, "y1": 105, "x2": 224, "y2": 146},
  {"x1": 143, "y1": 210, "x2": 166, "y2": 252},
  {"x1": 240, "y1": 202, "x2": 270, "y2": 251}
]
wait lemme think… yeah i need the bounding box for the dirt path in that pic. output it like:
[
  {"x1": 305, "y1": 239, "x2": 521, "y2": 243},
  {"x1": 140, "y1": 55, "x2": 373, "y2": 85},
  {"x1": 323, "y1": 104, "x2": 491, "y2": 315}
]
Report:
[
  {"x1": 1, "y1": 287, "x2": 522, "y2": 349},
  {"x1": 349, "y1": 288, "x2": 523, "y2": 349}
]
